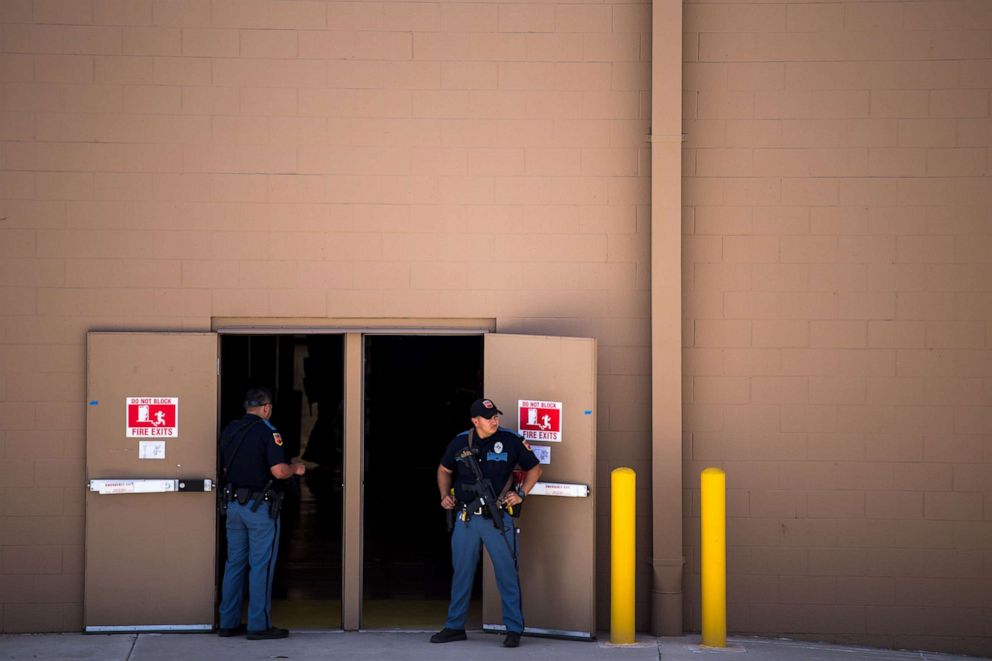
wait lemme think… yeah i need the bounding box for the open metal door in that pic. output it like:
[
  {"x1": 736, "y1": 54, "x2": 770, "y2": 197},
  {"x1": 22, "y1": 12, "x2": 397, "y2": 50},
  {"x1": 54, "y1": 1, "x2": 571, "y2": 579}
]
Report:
[
  {"x1": 482, "y1": 333, "x2": 597, "y2": 639},
  {"x1": 84, "y1": 332, "x2": 218, "y2": 631}
]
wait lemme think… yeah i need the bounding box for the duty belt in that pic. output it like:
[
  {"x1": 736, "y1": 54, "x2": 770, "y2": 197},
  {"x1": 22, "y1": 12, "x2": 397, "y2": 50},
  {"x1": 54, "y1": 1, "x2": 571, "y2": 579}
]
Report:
[
  {"x1": 227, "y1": 487, "x2": 266, "y2": 504},
  {"x1": 461, "y1": 502, "x2": 499, "y2": 519}
]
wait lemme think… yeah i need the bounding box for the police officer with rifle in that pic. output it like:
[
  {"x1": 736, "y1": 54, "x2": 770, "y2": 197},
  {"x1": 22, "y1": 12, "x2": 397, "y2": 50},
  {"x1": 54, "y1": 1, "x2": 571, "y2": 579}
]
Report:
[
  {"x1": 217, "y1": 388, "x2": 305, "y2": 640},
  {"x1": 431, "y1": 398, "x2": 542, "y2": 648}
]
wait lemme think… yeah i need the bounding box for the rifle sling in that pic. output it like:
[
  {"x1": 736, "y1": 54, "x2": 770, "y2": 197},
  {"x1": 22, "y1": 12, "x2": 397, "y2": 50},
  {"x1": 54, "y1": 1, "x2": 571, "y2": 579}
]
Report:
[{"x1": 220, "y1": 419, "x2": 262, "y2": 484}]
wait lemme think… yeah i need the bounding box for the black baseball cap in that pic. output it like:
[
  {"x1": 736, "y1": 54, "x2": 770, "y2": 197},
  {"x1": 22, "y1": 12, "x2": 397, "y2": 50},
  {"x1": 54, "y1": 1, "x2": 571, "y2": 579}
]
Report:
[
  {"x1": 243, "y1": 387, "x2": 273, "y2": 409},
  {"x1": 470, "y1": 398, "x2": 503, "y2": 419}
]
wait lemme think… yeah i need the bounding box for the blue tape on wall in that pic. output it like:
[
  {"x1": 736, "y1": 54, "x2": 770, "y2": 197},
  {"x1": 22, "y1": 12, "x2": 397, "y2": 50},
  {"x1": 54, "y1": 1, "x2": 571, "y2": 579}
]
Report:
[{"x1": 89, "y1": 401, "x2": 99, "y2": 406}]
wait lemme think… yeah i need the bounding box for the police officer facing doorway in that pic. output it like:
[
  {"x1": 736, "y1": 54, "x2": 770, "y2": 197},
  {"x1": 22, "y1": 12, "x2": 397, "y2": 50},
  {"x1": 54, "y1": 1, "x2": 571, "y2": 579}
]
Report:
[
  {"x1": 218, "y1": 388, "x2": 305, "y2": 640},
  {"x1": 431, "y1": 398, "x2": 543, "y2": 648}
]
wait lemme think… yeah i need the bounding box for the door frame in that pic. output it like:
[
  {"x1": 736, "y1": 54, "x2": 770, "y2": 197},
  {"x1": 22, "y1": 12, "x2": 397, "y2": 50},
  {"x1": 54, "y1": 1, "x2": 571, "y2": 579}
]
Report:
[{"x1": 215, "y1": 319, "x2": 494, "y2": 630}]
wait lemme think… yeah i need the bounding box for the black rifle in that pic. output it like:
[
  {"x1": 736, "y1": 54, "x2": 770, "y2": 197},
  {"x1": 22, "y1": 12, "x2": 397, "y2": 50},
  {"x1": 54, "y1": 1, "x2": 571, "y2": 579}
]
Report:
[
  {"x1": 456, "y1": 448, "x2": 504, "y2": 531},
  {"x1": 455, "y1": 447, "x2": 517, "y2": 563}
]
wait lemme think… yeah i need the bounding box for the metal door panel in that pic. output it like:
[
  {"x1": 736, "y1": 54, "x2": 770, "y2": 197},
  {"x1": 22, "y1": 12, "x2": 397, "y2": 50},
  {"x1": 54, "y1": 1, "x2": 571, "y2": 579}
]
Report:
[
  {"x1": 85, "y1": 332, "x2": 217, "y2": 631},
  {"x1": 482, "y1": 333, "x2": 597, "y2": 639}
]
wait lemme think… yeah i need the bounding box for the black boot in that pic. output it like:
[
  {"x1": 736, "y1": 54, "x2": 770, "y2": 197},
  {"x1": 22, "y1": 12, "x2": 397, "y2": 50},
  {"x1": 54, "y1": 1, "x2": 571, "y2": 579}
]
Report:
[{"x1": 430, "y1": 628, "x2": 467, "y2": 643}]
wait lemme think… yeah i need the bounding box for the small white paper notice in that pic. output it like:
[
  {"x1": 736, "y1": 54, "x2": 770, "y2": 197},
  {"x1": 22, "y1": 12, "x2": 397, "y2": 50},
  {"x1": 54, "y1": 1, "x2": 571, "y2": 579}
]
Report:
[
  {"x1": 139, "y1": 440, "x2": 166, "y2": 460},
  {"x1": 531, "y1": 445, "x2": 551, "y2": 465}
]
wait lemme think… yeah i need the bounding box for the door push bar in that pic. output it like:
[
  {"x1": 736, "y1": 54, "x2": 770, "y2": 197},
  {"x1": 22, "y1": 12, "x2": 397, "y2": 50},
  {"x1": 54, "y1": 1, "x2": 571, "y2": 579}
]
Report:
[
  {"x1": 88, "y1": 479, "x2": 213, "y2": 495},
  {"x1": 529, "y1": 482, "x2": 590, "y2": 497}
]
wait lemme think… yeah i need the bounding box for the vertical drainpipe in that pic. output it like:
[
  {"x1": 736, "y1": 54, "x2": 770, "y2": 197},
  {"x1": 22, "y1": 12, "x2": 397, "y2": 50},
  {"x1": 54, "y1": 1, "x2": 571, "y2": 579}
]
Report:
[{"x1": 650, "y1": 0, "x2": 685, "y2": 637}]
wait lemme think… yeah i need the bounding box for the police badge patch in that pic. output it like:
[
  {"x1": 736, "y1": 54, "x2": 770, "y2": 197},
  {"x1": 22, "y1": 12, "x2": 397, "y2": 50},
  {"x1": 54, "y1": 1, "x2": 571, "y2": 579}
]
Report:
[
  {"x1": 494, "y1": 441, "x2": 503, "y2": 454},
  {"x1": 273, "y1": 433, "x2": 283, "y2": 446}
]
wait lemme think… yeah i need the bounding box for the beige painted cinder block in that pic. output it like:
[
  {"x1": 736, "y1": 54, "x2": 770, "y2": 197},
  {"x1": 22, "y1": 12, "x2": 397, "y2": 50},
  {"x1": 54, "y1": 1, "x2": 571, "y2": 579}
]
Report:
[
  {"x1": 866, "y1": 491, "x2": 924, "y2": 520},
  {"x1": 870, "y1": 148, "x2": 926, "y2": 177},
  {"x1": 1, "y1": 83, "x2": 62, "y2": 114},
  {"x1": 926, "y1": 149, "x2": 987, "y2": 177},
  {"x1": 694, "y1": 319, "x2": 751, "y2": 348},
  {"x1": 95, "y1": 0, "x2": 152, "y2": 27},
  {"x1": 384, "y1": 3, "x2": 439, "y2": 32},
  {"x1": 870, "y1": 90, "x2": 929, "y2": 118},
  {"x1": 723, "y1": 348, "x2": 781, "y2": 376},
  {"x1": 754, "y1": 90, "x2": 810, "y2": 120},
  {"x1": 32, "y1": 0, "x2": 92, "y2": 25},
  {"x1": 33, "y1": 54, "x2": 92, "y2": 84},
  {"x1": 751, "y1": 376, "x2": 808, "y2": 404},
  {"x1": 810, "y1": 90, "x2": 872, "y2": 119},
  {"x1": 868, "y1": 321, "x2": 926, "y2": 349},
  {"x1": 808, "y1": 492, "x2": 866, "y2": 519},
  {"x1": 781, "y1": 177, "x2": 838, "y2": 205},
  {"x1": 92, "y1": 55, "x2": 152, "y2": 84},
  {"x1": 3, "y1": 603, "x2": 67, "y2": 632},
  {"x1": 930, "y1": 90, "x2": 989, "y2": 118},
  {"x1": 748, "y1": 490, "x2": 807, "y2": 518},
  {"x1": 0, "y1": 53, "x2": 34, "y2": 83},
  {"x1": 497, "y1": 5, "x2": 554, "y2": 33},
  {"x1": 122, "y1": 84, "x2": 181, "y2": 114},
  {"x1": 921, "y1": 377, "x2": 985, "y2": 407},
  {"x1": 925, "y1": 492, "x2": 983, "y2": 521},
  {"x1": 692, "y1": 376, "x2": 749, "y2": 404},
  {"x1": 693, "y1": 262, "x2": 750, "y2": 291},
  {"x1": 810, "y1": 321, "x2": 867, "y2": 348},
  {"x1": 752, "y1": 320, "x2": 809, "y2": 348},
  {"x1": 212, "y1": 58, "x2": 326, "y2": 88},
  {"x1": 59, "y1": 26, "x2": 123, "y2": 55},
  {"x1": 240, "y1": 29, "x2": 298, "y2": 59},
  {"x1": 925, "y1": 321, "x2": 985, "y2": 349},
  {"x1": 684, "y1": 348, "x2": 724, "y2": 376},
  {"x1": 210, "y1": 0, "x2": 268, "y2": 29},
  {"x1": 267, "y1": 289, "x2": 326, "y2": 317},
  {"x1": 810, "y1": 376, "x2": 867, "y2": 405},
  {"x1": 121, "y1": 25, "x2": 183, "y2": 56},
  {"x1": 891, "y1": 463, "x2": 954, "y2": 492},
  {"x1": 787, "y1": 4, "x2": 844, "y2": 32},
  {"x1": 953, "y1": 407, "x2": 992, "y2": 435}
]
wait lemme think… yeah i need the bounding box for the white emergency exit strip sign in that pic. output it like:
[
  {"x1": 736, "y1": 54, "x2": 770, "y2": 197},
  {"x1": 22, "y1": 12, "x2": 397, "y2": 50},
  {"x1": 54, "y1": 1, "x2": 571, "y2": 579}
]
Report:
[{"x1": 530, "y1": 482, "x2": 589, "y2": 498}]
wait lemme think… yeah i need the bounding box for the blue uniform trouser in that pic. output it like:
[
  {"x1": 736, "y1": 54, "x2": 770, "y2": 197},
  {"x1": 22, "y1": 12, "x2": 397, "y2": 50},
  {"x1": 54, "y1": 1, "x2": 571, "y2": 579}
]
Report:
[
  {"x1": 219, "y1": 501, "x2": 280, "y2": 632},
  {"x1": 444, "y1": 511, "x2": 523, "y2": 633}
]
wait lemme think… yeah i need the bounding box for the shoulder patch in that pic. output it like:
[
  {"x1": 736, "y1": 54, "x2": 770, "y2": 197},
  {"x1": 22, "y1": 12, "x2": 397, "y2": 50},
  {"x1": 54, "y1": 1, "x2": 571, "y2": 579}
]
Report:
[
  {"x1": 273, "y1": 433, "x2": 283, "y2": 446},
  {"x1": 522, "y1": 440, "x2": 532, "y2": 451}
]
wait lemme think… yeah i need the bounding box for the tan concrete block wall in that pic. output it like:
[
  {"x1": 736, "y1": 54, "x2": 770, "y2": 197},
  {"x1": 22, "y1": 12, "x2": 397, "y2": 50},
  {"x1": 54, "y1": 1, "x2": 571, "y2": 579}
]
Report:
[
  {"x1": 0, "y1": 0, "x2": 650, "y2": 633},
  {"x1": 683, "y1": 0, "x2": 992, "y2": 656}
]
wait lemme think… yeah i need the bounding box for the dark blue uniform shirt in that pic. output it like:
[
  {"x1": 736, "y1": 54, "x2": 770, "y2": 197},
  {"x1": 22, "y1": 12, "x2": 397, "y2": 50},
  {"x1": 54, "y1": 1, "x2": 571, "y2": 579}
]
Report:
[
  {"x1": 440, "y1": 428, "x2": 539, "y2": 504},
  {"x1": 220, "y1": 414, "x2": 286, "y2": 491}
]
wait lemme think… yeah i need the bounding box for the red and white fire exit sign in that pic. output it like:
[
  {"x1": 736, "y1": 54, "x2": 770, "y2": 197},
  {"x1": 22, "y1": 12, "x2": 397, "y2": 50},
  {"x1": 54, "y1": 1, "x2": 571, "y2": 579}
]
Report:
[
  {"x1": 125, "y1": 397, "x2": 178, "y2": 437},
  {"x1": 518, "y1": 400, "x2": 562, "y2": 442}
]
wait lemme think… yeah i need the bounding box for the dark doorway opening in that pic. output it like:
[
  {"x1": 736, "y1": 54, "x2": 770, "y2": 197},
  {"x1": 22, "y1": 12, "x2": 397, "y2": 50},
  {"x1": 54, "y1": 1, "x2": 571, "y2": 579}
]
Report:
[
  {"x1": 218, "y1": 334, "x2": 344, "y2": 629},
  {"x1": 362, "y1": 334, "x2": 483, "y2": 628}
]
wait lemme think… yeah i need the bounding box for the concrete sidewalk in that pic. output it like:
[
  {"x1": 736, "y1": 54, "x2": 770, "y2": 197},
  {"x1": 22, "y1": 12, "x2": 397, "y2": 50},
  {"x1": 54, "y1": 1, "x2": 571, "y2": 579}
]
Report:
[{"x1": 0, "y1": 631, "x2": 985, "y2": 661}]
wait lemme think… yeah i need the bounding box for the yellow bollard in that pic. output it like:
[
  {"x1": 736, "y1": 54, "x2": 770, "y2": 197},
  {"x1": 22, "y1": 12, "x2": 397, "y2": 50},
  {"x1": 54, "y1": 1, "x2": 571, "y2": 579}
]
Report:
[
  {"x1": 700, "y1": 467, "x2": 726, "y2": 648},
  {"x1": 611, "y1": 467, "x2": 636, "y2": 644}
]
